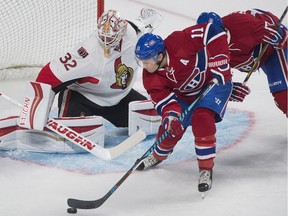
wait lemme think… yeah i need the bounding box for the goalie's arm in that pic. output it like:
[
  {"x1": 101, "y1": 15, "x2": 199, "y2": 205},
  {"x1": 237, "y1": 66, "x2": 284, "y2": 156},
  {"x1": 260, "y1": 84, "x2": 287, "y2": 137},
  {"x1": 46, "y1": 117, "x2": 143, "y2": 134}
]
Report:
[{"x1": 36, "y1": 63, "x2": 82, "y2": 94}]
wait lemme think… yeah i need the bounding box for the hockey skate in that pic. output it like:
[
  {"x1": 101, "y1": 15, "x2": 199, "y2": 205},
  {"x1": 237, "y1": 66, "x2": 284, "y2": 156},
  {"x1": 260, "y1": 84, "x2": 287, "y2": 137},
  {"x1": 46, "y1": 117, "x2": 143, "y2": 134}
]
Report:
[
  {"x1": 198, "y1": 169, "x2": 213, "y2": 199},
  {"x1": 136, "y1": 153, "x2": 162, "y2": 170}
]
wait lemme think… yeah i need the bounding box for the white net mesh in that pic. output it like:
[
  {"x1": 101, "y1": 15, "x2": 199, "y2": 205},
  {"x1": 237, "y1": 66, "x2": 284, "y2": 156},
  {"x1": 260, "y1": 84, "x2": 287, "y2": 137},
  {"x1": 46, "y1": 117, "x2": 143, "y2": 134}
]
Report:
[{"x1": 0, "y1": 0, "x2": 100, "y2": 70}]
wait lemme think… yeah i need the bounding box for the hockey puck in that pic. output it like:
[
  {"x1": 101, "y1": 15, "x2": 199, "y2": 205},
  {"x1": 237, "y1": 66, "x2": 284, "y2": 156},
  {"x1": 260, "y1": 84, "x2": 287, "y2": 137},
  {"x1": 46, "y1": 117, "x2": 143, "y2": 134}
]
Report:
[{"x1": 67, "y1": 207, "x2": 77, "y2": 214}]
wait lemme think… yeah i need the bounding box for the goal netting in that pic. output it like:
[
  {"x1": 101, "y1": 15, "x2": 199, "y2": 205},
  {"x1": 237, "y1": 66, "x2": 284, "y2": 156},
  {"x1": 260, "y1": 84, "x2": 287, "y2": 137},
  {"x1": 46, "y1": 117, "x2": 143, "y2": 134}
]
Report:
[{"x1": 0, "y1": 0, "x2": 104, "y2": 79}]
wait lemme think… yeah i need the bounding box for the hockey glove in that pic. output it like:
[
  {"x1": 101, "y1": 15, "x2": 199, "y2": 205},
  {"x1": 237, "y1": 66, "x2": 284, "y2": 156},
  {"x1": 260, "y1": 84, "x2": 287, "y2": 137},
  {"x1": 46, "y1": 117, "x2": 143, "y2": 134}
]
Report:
[
  {"x1": 264, "y1": 22, "x2": 288, "y2": 49},
  {"x1": 162, "y1": 111, "x2": 184, "y2": 137},
  {"x1": 229, "y1": 82, "x2": 251, "y2": 102}
]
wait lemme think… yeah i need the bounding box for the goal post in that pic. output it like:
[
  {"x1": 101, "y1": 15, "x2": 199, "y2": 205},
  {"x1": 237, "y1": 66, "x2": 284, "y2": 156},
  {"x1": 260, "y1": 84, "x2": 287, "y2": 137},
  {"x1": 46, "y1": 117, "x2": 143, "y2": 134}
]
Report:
[
  {"x1": 98, "y1": 0, "x2": 105, "y2": 23},
  {"x1": 0, "y1": 0, "x2": 104, "y2": 71}
]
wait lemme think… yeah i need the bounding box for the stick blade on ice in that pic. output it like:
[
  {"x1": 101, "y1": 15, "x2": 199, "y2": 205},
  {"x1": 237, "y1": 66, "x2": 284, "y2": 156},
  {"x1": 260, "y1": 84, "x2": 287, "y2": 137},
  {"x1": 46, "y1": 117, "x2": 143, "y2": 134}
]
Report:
[{"x1": 67, "y1": 196, "x2": 106, "y2": 209}]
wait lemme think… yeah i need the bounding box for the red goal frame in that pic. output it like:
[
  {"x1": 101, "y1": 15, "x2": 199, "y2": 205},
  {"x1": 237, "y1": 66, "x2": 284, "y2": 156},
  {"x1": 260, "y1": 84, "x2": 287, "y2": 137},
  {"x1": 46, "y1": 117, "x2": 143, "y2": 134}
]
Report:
[{"x1": 97, "y1": 0, "x2": 105, "y2": 20}]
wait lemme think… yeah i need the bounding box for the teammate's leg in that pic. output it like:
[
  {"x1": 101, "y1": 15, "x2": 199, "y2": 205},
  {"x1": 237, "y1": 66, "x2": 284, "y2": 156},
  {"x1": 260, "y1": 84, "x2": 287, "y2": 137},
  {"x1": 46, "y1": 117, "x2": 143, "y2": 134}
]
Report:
[{"x1": 261, "y1": 48, "x2": 288, "y2": 116}]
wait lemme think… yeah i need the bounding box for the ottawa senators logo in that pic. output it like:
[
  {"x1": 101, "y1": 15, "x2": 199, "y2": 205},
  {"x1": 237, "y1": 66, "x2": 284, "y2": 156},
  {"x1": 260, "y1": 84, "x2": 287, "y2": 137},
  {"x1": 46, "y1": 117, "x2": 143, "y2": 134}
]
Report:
[{"x1": 110, "y1": 63, "x2": 133, "y2": 89}]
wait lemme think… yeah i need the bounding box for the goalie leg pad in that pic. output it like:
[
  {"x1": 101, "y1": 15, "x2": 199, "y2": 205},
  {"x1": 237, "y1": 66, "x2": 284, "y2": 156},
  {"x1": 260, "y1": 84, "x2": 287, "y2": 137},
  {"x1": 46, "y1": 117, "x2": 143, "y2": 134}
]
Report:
[
  {"x1": 128, "y1": 100, "x2": 161, "y2": 136},
  {"x1": 0, "y1": 116, "x2": 19, "y2": 150},
  {"x1": 17, "y1": 81, "x2": 55, "y2": 130},
  {"x1": 0, "y1": 116, "x2": 104, "y2": 153}
]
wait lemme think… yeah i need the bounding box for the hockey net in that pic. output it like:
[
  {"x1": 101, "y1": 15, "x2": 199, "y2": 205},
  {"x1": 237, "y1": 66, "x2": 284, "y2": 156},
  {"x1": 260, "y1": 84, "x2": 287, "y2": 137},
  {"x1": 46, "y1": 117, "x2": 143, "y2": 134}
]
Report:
[{"x1": 0, "y1": 0, "x2": 104, "y2": 79}]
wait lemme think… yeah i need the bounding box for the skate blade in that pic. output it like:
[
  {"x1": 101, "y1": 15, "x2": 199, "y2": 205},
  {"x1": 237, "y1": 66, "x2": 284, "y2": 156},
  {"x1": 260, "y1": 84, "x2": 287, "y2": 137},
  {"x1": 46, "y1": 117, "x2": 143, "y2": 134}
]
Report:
[{"x1": 201, "y1": 191, "x2": 209, "y2": 199}]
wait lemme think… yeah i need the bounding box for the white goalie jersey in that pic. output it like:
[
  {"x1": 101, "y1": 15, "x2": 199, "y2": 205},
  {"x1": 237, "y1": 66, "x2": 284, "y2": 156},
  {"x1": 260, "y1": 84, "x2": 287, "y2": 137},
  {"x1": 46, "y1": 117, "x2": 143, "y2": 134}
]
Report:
[
  {"x1": 36, "y1": 8, "x2": 163, "y2": 108},
  {"x1": 41, "y1": 24, "x2": 140, "y2": 107}
]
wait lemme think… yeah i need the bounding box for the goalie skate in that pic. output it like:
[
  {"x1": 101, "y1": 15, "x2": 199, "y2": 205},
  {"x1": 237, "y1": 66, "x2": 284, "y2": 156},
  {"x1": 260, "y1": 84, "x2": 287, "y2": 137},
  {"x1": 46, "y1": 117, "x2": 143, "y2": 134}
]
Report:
[{"x1": 198, "y1": 169, "x2": 213, "y2": 199}]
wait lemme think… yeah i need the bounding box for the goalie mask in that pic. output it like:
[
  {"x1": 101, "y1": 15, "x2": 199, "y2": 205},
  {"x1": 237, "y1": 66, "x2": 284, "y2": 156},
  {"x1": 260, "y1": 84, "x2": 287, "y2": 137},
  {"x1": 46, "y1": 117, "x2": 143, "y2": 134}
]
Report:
[{"x1": 97, "y1": 10, "x2": 128, "y2": 57}]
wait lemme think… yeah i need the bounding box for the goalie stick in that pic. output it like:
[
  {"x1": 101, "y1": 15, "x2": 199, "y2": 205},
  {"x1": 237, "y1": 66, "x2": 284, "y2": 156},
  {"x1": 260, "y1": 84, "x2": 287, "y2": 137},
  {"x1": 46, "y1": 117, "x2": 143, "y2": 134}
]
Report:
[
  {"x1": 0, "y1": 91, "x2": 146, "y2": 160},
  {"x1": 67, "y1": 79, "x2": 218, "y2": 210},
  {"x1": 243, "y1": 6, "x2": 288, "y2": 84}
]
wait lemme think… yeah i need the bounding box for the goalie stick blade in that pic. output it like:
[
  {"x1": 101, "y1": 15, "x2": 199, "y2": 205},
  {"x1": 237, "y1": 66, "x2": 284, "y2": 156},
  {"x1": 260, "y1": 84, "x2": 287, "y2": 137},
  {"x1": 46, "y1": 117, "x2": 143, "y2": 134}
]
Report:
[{"x1": 107, "y1": 129, "x2": 146, "y2": 160}]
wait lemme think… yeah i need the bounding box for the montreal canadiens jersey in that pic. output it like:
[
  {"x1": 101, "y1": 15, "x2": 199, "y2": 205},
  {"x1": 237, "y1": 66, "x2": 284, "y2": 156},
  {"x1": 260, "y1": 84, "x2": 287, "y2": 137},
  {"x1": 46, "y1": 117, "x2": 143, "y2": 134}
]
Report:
[
  {"x1": 36, "y1": 24, "x2": 140, "y2": 106},
  {"x1": 222, "y1": 9, "x2": 284, "y2": 72},
  {"x1": 143, "y1": 23, "x2": 232, "y2": 115}
]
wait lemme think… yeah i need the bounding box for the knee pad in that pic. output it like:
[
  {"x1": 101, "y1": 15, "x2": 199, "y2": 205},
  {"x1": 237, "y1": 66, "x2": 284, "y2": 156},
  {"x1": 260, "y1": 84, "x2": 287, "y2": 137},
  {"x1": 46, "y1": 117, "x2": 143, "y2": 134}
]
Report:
[{"x1": 191, "y1": 108, "x2": 216, "y2": 137}]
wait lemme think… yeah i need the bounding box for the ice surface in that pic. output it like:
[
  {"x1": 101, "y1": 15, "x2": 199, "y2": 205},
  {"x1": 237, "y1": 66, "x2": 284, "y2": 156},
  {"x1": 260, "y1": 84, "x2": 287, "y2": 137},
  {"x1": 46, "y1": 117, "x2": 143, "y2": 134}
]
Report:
[{"x1": 0, "y1": 1, "x2": 287, "y2": 216}]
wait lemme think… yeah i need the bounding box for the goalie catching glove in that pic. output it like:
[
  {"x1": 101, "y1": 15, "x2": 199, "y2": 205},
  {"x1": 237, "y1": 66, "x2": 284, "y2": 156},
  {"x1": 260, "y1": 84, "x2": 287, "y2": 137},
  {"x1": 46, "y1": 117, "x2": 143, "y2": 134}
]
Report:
[
  {"x1": 162, "y1": 111, "x2": 184, "y2": 137},
  {"x1": 133, "y1": 8, "x2": 163, "y2": 33},
  {"x1": 229, "y1": 82, "x2": 251, "y2": 102}
]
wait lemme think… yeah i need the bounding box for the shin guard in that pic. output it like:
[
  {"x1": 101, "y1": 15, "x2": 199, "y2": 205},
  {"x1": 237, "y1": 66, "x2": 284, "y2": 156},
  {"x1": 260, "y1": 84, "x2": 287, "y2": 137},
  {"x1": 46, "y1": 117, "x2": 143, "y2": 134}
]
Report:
[{"x1": 192, "y1": 108, "x2": 216, "y2": 170}]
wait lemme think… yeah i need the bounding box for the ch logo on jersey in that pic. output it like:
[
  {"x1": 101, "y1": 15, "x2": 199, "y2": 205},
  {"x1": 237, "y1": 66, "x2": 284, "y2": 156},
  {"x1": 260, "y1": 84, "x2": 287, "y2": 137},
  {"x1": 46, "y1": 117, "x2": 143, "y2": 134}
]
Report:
[
  {"x1": 235, "y1": 56, "x2": 260, "y2": 72},
  {"x1": 178, "y1": 67, "x2": 206, "y2": 95},
  {"x1": 110, "y1": 63, "x2": 133, "y2": 89}
]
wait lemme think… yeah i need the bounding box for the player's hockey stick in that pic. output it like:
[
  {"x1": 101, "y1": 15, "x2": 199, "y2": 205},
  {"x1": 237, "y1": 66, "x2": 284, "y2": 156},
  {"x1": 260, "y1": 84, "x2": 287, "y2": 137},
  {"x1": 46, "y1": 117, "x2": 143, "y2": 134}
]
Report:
[
  {"x1": 243, "y1": 6, "x2": 288, "y2": 85},
  {"x1": 67, "y1": 79, "x2": 218, "y2": 210},
  {"x1": 0, "y1": 91, "x2": 146, "y2": 160}
]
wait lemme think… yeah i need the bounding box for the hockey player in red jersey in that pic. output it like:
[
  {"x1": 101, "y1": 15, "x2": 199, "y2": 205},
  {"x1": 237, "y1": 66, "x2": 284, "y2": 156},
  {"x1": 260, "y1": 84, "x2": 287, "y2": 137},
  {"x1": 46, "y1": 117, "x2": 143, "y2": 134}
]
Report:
[
  {"x1": 134, "y1": 22, "x2": 233, "y2": 194},
  {"x1": 197, "y1": 9, "x2": 288, "y2": 117},
  {"x1": 32, "y1": 9, "x2": 162, "y2": 128}
]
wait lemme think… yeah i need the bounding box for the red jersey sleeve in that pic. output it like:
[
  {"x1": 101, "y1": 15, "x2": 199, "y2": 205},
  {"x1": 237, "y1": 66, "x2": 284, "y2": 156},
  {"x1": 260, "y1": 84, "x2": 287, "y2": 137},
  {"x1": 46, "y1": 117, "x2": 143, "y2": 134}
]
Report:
[
  {"x1": 142, "y1": 70, "x2": 182, "y2": 116},
  {"x1": 222, "y1": 12, "x2": 266, "y2": 47}
]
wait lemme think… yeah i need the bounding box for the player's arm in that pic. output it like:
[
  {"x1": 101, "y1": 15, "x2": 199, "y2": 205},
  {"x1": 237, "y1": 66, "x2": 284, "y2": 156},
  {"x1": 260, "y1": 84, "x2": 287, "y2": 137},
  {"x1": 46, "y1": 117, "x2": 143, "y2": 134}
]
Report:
[
  {"x1": 204, "y1": 23, "x2": 232, "y2": 85},
  {"x1": 143, "y1": 74, "x2": 183, "y2": 137},
  {"x1": 246, "y1": 9, "x2": 288, "y2": 49},
  {"x1": 36, "y1": 43, "x2": 100, "y2": 94},
  {"x1": 181, "y1": 23, "x2": 231, "y2": 85},
  {"x1": 36, "y1": 63, "x2": 83, "y2": 93}
]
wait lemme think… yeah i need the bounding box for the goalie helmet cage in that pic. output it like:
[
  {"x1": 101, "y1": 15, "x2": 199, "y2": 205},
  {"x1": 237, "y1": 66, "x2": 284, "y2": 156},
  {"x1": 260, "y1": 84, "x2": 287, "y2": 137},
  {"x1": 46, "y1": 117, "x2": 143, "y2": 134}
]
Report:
[{"x1": 0, "y1": 0, "x2": 104, "y2": 71}]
